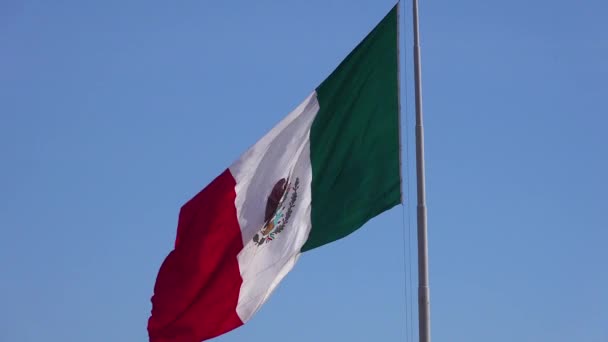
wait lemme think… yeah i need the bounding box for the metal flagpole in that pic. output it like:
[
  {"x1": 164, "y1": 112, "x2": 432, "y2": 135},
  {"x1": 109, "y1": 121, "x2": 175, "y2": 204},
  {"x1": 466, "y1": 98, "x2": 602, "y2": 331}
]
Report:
[{"x1": 411, "y1": 0, "x2": 431, "y2": 341}]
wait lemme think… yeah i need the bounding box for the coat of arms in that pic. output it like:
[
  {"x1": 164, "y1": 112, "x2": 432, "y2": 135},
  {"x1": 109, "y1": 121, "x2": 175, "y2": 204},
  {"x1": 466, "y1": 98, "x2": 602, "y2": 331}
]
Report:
[{"x1": 252, "y1": 176, "x2": 300, "y2": 246}]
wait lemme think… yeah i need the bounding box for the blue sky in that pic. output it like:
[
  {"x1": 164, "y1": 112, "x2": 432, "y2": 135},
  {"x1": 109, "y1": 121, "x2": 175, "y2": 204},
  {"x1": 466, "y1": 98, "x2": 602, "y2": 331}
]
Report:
[{"x1": 1, "y1": 0, "x2": 607, "y2": 341}]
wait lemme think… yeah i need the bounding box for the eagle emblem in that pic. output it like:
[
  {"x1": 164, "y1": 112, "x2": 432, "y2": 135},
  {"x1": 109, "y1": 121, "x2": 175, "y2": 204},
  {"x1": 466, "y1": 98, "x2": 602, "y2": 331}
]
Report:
[{"x1": 252, "y1": 177, "x2": 300, "y2": 246}]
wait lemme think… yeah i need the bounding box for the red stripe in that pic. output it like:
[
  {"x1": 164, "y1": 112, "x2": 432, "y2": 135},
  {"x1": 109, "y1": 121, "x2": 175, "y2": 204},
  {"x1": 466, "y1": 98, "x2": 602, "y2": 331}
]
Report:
[{"x1": 148, "y1": 169, "x2": 244, "y2": 342}]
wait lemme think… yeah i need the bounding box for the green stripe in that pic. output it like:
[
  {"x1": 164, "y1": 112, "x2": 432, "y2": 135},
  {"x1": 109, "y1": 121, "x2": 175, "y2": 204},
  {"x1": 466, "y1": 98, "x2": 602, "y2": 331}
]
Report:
[{"x1": 302, "y1": 5, "x2": 401, "y2": 252}]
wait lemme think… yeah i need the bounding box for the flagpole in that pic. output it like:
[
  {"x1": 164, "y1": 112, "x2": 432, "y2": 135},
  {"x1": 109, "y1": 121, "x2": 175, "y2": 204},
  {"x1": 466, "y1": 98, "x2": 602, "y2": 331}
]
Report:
[{"x1": 411, "y1": 0, "x2": 431, "y2": 341}]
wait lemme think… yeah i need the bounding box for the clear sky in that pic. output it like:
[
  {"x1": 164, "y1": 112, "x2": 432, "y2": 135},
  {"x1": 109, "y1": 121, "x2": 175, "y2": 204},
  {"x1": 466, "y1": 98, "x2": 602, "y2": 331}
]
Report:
[{"x1": 1, "y1": 0, "x2": 607, "y2": 341}]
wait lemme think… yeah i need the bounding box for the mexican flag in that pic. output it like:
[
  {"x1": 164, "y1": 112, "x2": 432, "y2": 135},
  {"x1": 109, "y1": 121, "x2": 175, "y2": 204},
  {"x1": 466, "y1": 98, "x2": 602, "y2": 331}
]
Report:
[{"x1": 148, "y1": 5, "x2": 401, "y2": 342}]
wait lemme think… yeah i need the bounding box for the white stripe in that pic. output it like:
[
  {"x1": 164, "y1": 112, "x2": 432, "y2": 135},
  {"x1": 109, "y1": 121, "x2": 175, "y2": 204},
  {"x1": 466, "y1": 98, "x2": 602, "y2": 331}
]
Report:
[{"x1": 229, "y1": 92, "x2": 319, "y2": 322}]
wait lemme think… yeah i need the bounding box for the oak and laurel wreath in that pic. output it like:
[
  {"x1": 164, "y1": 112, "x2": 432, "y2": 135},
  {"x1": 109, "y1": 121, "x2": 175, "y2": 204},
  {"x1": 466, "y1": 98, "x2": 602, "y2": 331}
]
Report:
[{"x1": 253, "y1": 178, "x2": 299, "y2": 246}]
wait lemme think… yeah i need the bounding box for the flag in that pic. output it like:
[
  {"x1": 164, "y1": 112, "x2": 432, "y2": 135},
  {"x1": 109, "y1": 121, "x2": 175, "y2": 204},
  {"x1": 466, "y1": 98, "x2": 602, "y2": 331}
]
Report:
[{"x1": 148, "y1": 5, "x2": 400, "y2": 341}]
